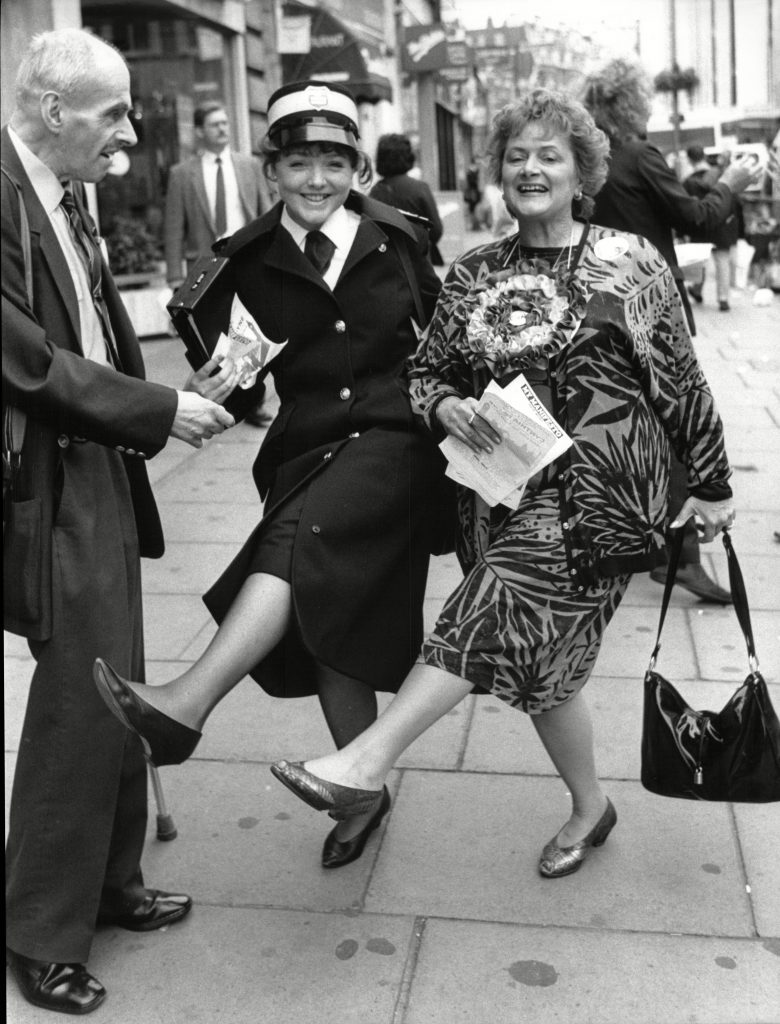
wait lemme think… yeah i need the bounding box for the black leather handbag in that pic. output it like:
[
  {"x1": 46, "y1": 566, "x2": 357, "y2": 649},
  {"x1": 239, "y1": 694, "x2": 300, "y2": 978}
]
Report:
[{"x1": 641, "y1": 529, "x2": 780, "y2": 802}]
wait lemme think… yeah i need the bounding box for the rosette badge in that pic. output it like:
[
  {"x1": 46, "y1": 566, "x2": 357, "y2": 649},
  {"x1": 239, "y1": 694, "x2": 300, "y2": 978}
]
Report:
[{"x1": 465, "y1": 257, "x2": 586, "y2": 376}]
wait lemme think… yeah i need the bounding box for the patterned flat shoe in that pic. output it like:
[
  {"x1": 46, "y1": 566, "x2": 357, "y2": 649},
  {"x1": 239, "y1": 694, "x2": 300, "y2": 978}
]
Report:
[
  {"x1": 538, "y1": 799, "x2": 617, "y2": 878},
  {"x1": 270, "y1": 760, "x2": 383, "y2": 821}
]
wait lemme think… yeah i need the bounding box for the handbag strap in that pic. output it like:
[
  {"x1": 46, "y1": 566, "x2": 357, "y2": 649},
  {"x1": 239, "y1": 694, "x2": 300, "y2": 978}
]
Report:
[
  {"x1": 648, "y1": 527, "x2": 759, "y2": 673},
  {"x1": 721, "y1": 529, "x2": 759, "y2": 671},
  {"x1": 2, "y1": 160, "x2": 31, "y2": 460}
]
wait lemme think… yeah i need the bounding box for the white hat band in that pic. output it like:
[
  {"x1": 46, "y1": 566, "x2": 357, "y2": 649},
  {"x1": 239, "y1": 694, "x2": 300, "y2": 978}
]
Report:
[{"x1": 267, "y1": 85, "x2": 358, "y2": 131}]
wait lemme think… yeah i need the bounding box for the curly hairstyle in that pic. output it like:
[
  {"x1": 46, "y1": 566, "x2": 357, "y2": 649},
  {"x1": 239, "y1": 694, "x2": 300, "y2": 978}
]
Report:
[
  {"x1": 375, "y1": 134, "x2": 416, "y2": 177},
  {"x1": 581, "y1": 58, "x2": 653, "y2": 143},
  {"x1": 485, "y1": 88, "x2": 609, "y2": 219},
  {"x1": 260, "y1": 136, "x2": 373, "y2": 188}
]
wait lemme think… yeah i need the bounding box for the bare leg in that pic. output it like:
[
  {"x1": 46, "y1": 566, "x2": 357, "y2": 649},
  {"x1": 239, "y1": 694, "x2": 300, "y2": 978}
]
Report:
[
  {"x1": 128, "y1": 573, "x2": 292, "y2": 730},
  {"x1": 303, "y1": 663, "x2": 473, "y2": 791},
  {"x1": 531, "y1": 692, "x2": 608, "y2": 845}
]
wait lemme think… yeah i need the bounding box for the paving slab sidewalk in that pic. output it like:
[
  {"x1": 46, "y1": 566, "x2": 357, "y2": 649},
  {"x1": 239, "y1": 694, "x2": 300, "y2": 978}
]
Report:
[{"x1": 5, "y1": 279, "x2": 780, "y2": 1024}]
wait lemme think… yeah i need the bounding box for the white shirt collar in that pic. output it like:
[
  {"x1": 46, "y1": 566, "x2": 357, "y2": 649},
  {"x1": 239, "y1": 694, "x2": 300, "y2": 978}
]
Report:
[
  {"x1": 202, "y1": 148, "x2": 232, "y2": 167},
  {"x1": 280, "y1": 203, "x2": 356, "y2": 253},
  {"x1": 7, "y1": 125, "x2": 66, "y2": 215}
]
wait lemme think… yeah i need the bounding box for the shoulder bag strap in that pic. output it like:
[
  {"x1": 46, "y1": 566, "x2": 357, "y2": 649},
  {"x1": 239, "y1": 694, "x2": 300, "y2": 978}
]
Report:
[
  {"x1": 721, "y1": 529, "x2": 759, "y2": 671},
  {"x1": 648, "y1": 527, "x2": 759, "y2": 675},
  {"x1": 647, "y1": 527, "x2": 684, "y2": 671},
  {"x1": 1, "y1": 160, "x2": 31, "y2": 459}
]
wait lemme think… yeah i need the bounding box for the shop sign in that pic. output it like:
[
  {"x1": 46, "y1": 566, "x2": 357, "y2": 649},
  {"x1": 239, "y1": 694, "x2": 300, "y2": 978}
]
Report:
[
  {"x1": 438, "y1": 66, "x2": 470, "y2": 84},
  {"x1": 279, "y1": 15, "x2": 311, "y2": 54},
  {"x1": 402, "y1": 24, "x2": 472, "y2": 74}
]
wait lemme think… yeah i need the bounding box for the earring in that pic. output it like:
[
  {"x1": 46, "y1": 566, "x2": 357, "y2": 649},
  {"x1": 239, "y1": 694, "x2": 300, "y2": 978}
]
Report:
[{"x1": 574, "y1": 187, "x2": 583, "y2": 200}]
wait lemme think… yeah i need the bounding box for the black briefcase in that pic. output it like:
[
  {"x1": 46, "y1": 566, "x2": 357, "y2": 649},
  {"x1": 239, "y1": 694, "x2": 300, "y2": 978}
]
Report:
[{"x1": 166, "y1": 256, "x2": 233, "y2": 370}]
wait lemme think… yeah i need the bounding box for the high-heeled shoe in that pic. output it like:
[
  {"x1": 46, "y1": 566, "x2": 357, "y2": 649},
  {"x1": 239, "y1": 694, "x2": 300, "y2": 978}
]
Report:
[
  {"x1": 270, "y1": 760, "x2": 384, "y2": 820},
  {"x1": 321, "y1": 787, "x2": 391, "y2": 869},
  {"x1": 538, "y1": 798, "x2": 617, "y2": 879},
  {"x1": 93, "y1": 658, "x2": 201, "y2": 767}
]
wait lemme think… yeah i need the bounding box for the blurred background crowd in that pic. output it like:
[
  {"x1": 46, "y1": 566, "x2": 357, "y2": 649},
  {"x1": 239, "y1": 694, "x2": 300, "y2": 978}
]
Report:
[{"x1": 1, "y1": 0, "x2": 777, "y2": 334}]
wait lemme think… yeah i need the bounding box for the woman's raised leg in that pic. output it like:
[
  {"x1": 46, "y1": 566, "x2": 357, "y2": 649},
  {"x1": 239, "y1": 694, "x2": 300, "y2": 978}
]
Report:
[
  {"x1": 117, "y1": 573, "x2": 292, "y2": 730},
  {"x1": 300, "y1": 663, "x2": 473, "y2": 792}
]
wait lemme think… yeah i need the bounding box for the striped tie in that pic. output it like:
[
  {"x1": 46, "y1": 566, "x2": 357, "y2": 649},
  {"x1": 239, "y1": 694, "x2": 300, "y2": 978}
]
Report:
[{"x1": 60, "y1": 187, "x2": 122, "y2": 369}]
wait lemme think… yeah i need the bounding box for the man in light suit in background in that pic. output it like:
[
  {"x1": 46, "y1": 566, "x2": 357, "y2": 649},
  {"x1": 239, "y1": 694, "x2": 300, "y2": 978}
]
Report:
[{"x1": 165, "y1": 102, "x2": 272, "y2": 425}]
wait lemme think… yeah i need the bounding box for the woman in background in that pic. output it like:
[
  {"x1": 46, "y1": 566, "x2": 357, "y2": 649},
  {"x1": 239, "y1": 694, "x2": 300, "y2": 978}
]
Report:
[{"x1": 370, "y1": 133, "x2": 444, "y2": 265}]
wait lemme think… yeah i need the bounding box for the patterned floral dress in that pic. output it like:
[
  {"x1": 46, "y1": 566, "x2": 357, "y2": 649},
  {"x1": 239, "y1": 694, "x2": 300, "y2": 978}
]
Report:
[{"x1": 408, "y1": 223, "x2": 731, "y2": 714}]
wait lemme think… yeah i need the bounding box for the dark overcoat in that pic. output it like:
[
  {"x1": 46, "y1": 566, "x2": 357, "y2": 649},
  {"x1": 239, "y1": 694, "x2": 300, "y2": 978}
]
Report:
[
  {"x1": 2, "y1": 125, "x2": 178, "y2": 963},
  {"x1": 203, "y1": 191, "x2": 443, "y2": 697},
  {"x1": 592, "y1": 138, "x2": 735, "y2": 330},
  {"x1": 2, "y1": 126, "x2": 177, "y2": 640}
]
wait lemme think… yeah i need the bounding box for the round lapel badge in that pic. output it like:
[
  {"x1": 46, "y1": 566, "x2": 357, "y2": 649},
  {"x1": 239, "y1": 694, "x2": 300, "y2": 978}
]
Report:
[{"x1": 594, "y1": 236, "x2": 630, "y2": 261}]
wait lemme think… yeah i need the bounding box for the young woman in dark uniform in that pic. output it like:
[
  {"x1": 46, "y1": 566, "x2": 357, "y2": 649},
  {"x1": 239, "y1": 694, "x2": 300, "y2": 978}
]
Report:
[{"x1": 94, "y1": 81, "x2": 442, "y2": 869}]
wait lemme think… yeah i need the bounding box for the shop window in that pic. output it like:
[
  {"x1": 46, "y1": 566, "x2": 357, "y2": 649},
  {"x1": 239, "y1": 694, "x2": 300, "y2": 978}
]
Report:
[{"x1": 82, "y1": 7, "x2": 233, "y2": 279}]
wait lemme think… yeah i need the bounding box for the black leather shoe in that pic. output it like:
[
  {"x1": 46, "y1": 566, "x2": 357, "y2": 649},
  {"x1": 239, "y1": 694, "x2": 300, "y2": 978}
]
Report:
[
  {"x1": 6, "y1": 948, "x2": 106, "y2": 1014},
  {"x1": 93, "y1": 658, "x2": 201, "y2": 766},
  {"x1": 321, "y1": 787, "x2": 391, "y2": 869},
  {"x1": 270, "y1": 760, "x2": 384, "y2": 820},
  {"x1": 649, "y1": 563, "x2": 732, "y2": 604},
  {"x1": 98, "y1": 889, "x2": 193, "y2": 932}
]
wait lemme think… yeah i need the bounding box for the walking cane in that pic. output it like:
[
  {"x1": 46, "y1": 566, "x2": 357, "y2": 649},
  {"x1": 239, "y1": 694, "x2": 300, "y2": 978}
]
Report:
[{"x1": 149, "y1": 764, "x2": 177, "y2": 841}]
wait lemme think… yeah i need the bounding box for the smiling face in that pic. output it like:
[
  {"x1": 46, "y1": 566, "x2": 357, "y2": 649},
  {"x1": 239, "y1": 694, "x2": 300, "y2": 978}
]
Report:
[
  {"x1": 53, "y1": 48, "x2": 137, "y2": 182},
  {"x1": 272, "y1": 144, "x2": 355, "y2": 231},
  {"x1": 501, "y1": 123, "x2": 580, "y2": 236}
]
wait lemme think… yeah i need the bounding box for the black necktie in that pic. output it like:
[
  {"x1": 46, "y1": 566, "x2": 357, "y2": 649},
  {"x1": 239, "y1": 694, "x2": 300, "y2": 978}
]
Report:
[
  {"x1": 304, "y1": 230, "x2": 336, "y2": 276},
  {"x1": 60, "y1": 187, "x2": 122, "y2": 368},
  {"x1": 214, "y1": 156, "x2": 227, "y2": 237}
]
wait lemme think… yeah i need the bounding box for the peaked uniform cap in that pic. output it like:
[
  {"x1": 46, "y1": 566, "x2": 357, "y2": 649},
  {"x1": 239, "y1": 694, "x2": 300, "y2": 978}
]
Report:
[{"x1": 266, "y1": 81, "x2": 360, "y2": 150}]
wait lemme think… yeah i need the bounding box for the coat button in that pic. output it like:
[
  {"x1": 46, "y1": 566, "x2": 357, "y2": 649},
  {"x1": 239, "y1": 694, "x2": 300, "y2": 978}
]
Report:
[
  {"x1": 339, "y1": 387, "x2": 351, "y2": 400},
  {"x1": 57, "y1": 434, "x2": 70, "y2": 448},
  {"x1": 311, "y1": 525, "x2": 321, "y2": 534},
  {"x1": 334, "y1": 320, "x2": 346, "y2": 333},
  {"x1": 378, "y1": 243, "x2": 387, "y2": 253}
]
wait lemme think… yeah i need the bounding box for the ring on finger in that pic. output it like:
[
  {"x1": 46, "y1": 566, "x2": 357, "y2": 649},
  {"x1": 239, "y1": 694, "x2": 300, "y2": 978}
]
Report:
[{"x1": 467, "y1": 411, "x2": 476, "y2": 425}]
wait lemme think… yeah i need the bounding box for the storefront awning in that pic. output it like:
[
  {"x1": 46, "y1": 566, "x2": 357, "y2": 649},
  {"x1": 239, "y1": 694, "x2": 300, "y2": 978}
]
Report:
[{"x1": 281, "y1": 2, "x2": 392, "y2": 105}]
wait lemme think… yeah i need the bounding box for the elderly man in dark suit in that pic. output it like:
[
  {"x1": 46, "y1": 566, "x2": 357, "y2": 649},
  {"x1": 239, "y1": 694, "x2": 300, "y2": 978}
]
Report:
[
  {"x1": 165, "y1": 101, "x2": 272, "y2": 425},
  {"x1": 2, "y1": 28, "x2": 235, "y2": 1015}
]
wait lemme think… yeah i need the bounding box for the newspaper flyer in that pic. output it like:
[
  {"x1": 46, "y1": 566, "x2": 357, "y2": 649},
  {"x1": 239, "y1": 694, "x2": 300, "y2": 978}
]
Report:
[
  {"x1": 440, "y1": 376, "x2": 573, "y2": 507},
  {"x1": 212, "y1": 295, "x2": 287, "y2": 388}
]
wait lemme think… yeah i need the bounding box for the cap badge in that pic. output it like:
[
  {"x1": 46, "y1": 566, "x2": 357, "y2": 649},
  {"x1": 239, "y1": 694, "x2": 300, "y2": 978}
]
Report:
[{"x1": 306, "y1": 86, "x2": 330, "y2": 110}]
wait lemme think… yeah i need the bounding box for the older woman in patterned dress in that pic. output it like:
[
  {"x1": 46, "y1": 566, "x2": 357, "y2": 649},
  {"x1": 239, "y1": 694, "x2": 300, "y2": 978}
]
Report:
[{"x1": 271, "y1": 89, "x2": 736, "y2": 877}]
